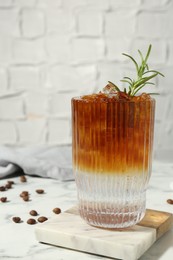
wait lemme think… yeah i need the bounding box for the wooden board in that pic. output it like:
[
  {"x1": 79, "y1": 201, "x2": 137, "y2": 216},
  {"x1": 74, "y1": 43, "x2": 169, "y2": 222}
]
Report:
[{"x1": 138, "y1": 208, "x2": 173, "y2": 239}]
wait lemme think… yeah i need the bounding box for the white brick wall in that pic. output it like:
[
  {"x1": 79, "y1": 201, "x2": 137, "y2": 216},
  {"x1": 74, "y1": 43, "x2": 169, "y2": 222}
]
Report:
[
  {"x1": 77, "y1": 10, "x2": 103, "y2": 36},
  {"x1": 17, "y1": 118, "x2": 46, "y2": 144},
  {"x1": 0, "y1": 122, "x2": 16, "y2": 144},
  {"x1": 110, "y1": 0, "x2": 141, "y2": 8},
  {"x1": 9, "y1": 66, "x2": 40, "y2": 90},
  {"x1": 0, "y1": 9, "x2": 19, "y2": 36},
  {"x1": 20, "y1": 8, "x2": 45, "y2": 38},
  {"x1": 0, "y1": 36, "x2": 12, "y2": 65},
  {"x1": 45, "y1": 35, "x2": 71, "y2": 63},
  {"x1": 0, "y1": 68, "x2": 8, "y2": 91},
  {"x1": 24, "y1": 91, "x2": 49, "y2": 116},
  {"x1": 46, "y1": 9, "x2": 75, "y2": 34},
  {"x1": 0, "y1": 0, "x2": 173, "y2": 158},
  {"x1": 137, "y1": 12, "x2": 167, "y2": 38},
  {"x1": 49, "y1": 65, "x2": 96, "y2": 92},
  {"x1": 48, "y1": 119, "x2": 71, "y2": 144},
  {"x1": 71, "y1": 38, "x2": 105, "y2": 63},
  {"x1": 105, "y1": 11, "x2": 136, "y2": 37},
  {"x1": 12, "y1": 38, "x2": 46, "y2": 64},
  {"x1": 0, "y1": 0, "x2": 13, "y2": 7},
  {"x1": 0, "y1": 96, "x2": 24, "y2": 119},
  {"x1": 14, "y1": 0, "x2": 36, "y2": 7}
]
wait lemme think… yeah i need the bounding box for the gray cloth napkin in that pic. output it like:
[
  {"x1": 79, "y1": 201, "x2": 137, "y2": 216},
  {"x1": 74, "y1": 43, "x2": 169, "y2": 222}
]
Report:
[{"x1": 0, "y1": 145, "x2": 74, "y2": 181}]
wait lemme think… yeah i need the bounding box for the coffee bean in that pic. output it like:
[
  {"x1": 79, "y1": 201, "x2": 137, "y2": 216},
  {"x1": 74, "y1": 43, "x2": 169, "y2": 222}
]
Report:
[
  {"x1": 12, "y1": 217, "x2": 21, "y2": 223},
  {"x1": 53, "y1": 207, "x2": 61, "y2": 214},
  {"x1": 22, "y1": 196, "x2": 29, "y2": 201},
  {"x1": 0, "y1": 186, "x2": 6, "y2": 192},
  {"x1": 167, "y1": 199, "x2": 173, "y2": 205},
  {"x1": 38, "y1": 216, "x2": 48, "y2": 223},
  {"x1": 5, "y1": 183, "x2": 12, "y2": 189},
  {"x1": 36, "y1": 189, "x2": 44, "y2": 194},
  {"x1": 27, "y1": 218, "x2": 36, "y2": 225},
  {"x1": 8, "y1": 180, "x2": 14, "y2": 185},
  {"x1": 20, "y1": 175, "x2": 27, "y2": 182},
  {"x1": 0, "y1": 197, "x2": 7, "y2": 203},
  {"x1": 20, "y1": 191, "x2": 29, "y2": 197},
  {"x1": 29, "y1": 210, "x2": 38, "y2": 216}
]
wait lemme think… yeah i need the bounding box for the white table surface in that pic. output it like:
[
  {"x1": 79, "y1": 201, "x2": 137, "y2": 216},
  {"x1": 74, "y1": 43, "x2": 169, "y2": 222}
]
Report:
[{"x1": 0, "y1": 160, "x2": 173, "y2": 260}]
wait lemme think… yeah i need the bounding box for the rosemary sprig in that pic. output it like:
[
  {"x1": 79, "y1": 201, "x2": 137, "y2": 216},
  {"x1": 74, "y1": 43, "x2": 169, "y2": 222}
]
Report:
[
  {"x1": 113, "y1": 44, "x2": 164, "y2": 96},
  {"x1": 106, "y1": 44, "x2": 164, "y2": 96}
]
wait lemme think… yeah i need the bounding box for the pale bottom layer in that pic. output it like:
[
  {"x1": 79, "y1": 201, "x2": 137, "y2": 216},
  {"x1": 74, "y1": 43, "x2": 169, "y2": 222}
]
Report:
[
  {"x1": 79, "y1": 201, "x2": 145, "y2": 229},
  {"x1": 75, "y1": 170, "x2": 148, "y2": 229}
]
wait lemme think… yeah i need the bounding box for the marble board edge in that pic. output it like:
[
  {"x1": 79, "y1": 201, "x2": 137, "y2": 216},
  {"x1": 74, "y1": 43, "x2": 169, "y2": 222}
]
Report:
[{"x1": 35, "y1": 210, "x2": 156, "y2": 260}]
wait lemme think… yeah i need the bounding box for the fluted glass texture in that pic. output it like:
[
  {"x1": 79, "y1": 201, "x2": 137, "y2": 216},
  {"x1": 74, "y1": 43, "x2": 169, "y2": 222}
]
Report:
[{"x1": 72, "y1": 94, "x2": 155, "y2": 228}]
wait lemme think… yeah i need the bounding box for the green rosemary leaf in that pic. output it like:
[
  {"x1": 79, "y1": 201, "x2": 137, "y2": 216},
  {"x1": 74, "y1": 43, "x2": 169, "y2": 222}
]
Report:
[
  {"x1": 108, "y1": 81, "x2": 121, "y2": 92},
  {"x1": 144, "y1": 44, "x2": 152, "y2": 64},
  {"x1": 120, "y1": 79, "x2": 133, "y2": 86},
  {"x1": 138, "y1": 66, "x2": 144, "y2": 78},
  {"x1": 133, "y1": 81, "x2": 156, "y2": 95},
  {"x1": 134, "y1": 73, "x2": 158, "y2": 88},
  {"x1": 143, "y1": 70, "x2": 164, "y2": 77},
  {"x1": 122, "y1": 53, "x2": 139, "y2": 73},
  {"x1": 133, "y1": 84, "x2": 146, "y2": 95},
  {"x1": 128, "y1": 89, "x2": 131, "y2": 95},
  {"x1": 128, "y1": 85, "x2": 132, "y2": 95},
  {"x1": 123, "y1": 77, "x2": 133, "y2": 83},
  {"x1": 144, "y1": 82, "x2": 155, "y2": 85},
  {"x1": 146, "y1": 63, "x2": 149, "y2": 70},
  {"x1": 138, "y1": 49, "x2": 144, "y2": 62},
  {"x1": 156, "y1": 71, "x2": 164, "y2": 77}
]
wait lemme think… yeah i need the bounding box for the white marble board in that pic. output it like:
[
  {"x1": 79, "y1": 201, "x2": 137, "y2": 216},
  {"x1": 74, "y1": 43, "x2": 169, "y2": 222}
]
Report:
[{"x1": 35, "y1": 206, "x2": 173, "y2": 260}]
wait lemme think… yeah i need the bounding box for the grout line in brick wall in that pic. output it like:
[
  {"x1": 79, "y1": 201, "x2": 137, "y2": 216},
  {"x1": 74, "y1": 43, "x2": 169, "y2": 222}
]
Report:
[
  {"x1": 140, "y1": 0, "x2": 172, "y2": 11},
  {"x1": 18, "y1": 7, "x2": 23, "y2": 38},
  {"x1": 165, "y1": 42, "x2": 170, "y2": 63},
  {"x1": 0, "y1": 90, "x2": 25, "y2": 99},
  {"x1": 6, "y1": 67, "x2": 11, "y2": 90},
  {"x1": 13, "y1": 120, "x2": 19, "y2": 144},
  {"x1": 10, "y1": 61, "x2": 48, "y2": 67},
  {"x1": 0, "y1": 5, "x2": 15, "y2": 10},
  {"x1": 102, "y1": 11, "x2": 106, "y2": 35},
  {"x1": 45, "y1": 118, "x2": 49, "y2": 143}
]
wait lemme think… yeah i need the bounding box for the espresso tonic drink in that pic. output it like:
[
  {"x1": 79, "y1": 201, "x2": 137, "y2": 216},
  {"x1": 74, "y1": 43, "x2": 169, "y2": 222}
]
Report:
[{"x1": 72, "y1": 92, "x2": 155, "y2": 228}]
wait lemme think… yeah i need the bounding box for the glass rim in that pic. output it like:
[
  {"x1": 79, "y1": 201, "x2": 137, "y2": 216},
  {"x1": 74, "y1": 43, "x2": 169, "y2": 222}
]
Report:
[{"x1": 71, "y1": 96, "x2": 155, "y2": 104}]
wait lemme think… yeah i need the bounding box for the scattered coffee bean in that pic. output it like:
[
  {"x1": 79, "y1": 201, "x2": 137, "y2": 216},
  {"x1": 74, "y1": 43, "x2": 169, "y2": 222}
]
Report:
[
  {"x1": 20, "y1": 191, "x2": 29, "y2": 197},
  {"x1": 0, "y1": 197, "x2": 7, "y2": 203},
  {"x1": 36, "y1": 189, "x2": 44, "y2": 194},
  {"x1": 27, "y1": 218, "x2": 36, "y2": 225},
  {"x1": 8, "y1": 180, "x2": 14, "y2": 185},
  {"x1": 22, "y1": 196, "x2": 29, "y2": 201},
  {"x1": 38, "y1": 216, "x2": 48, "y2": 223},
  {"x1": 12, "y1": 217, "x2": 21, "y2": 223},
  {"x1": 20, "y1": 175, "x2": 27, "y2": 182},
  {"x1": 167, "y1": 199, "x2": 173, "y2": 205},
  {"x1": 53, "y1": 207, "x2": 61, "y2": 214},
  {"x1": 29, "y1": 210, "x2": 38, "y2": 216},
  {"x1": 0, "y1": 186, "x2": 6, "y2": 192},
  {"x1": 5, "y1": 183, "x2": 12, "y2": 189}
]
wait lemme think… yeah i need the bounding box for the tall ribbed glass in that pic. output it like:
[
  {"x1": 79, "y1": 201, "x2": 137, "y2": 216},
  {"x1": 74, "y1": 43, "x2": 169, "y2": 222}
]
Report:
[{"x1": 71, "y1": 94, "x2": 155, "y2": 228}]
